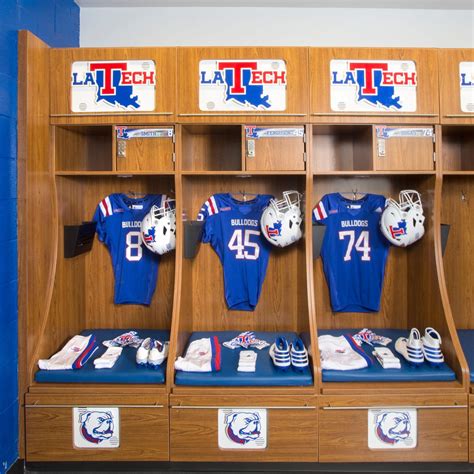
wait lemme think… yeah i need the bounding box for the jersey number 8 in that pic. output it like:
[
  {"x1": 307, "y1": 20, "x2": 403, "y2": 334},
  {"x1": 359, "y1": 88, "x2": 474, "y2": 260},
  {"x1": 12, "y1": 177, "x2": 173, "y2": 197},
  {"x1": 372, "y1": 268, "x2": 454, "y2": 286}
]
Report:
[{"x1": 126, "y1": 231, "x2": 143, "y2": 262}]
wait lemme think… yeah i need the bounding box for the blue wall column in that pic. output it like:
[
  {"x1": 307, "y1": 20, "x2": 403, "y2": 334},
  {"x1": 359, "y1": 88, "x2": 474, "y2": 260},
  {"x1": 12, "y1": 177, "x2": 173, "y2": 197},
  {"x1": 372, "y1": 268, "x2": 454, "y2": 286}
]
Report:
[{"x1": 0, "y1": 2, "x2": 79, "y2": 472}]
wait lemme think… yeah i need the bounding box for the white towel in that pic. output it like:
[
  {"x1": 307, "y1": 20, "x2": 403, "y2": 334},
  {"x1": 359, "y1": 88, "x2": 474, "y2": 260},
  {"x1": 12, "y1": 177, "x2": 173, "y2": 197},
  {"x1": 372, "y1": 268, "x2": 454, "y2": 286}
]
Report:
[
  {"x1": 38, "y1": 334, "x2": 97, "y2": 371},
  {"x1": 175, "y1": 336, "x2": 221, "y2": 372},
  {"x1": 319, "y1": 335, "x2": 372, "y2": 371},
  {"x1": 94, "y1": 347, "x2": 123, "y2": 369}
]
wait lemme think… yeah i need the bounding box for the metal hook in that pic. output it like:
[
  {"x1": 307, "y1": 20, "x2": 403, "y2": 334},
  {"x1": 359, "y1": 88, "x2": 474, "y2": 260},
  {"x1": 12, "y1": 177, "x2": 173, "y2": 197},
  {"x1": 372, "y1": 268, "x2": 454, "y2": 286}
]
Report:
[{"x1": 461, "y1": 190, "x2": 467, "y2": 202}]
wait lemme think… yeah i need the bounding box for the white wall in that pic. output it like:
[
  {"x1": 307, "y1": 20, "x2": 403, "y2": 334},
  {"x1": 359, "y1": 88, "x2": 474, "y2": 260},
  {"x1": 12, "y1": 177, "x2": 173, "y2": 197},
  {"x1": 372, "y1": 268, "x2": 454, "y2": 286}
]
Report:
[{"x1": 80, "y1": 6, "x2": 474, "y2": 48}]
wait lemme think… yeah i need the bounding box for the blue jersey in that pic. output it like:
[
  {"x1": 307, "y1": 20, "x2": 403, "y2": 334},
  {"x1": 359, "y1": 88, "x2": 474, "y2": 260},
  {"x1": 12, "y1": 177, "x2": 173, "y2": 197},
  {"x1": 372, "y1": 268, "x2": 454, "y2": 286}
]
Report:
[
  {"x1": 198, "y1": 193, "x2": 273, "y2": 311},
  {"x1": 313, "y1": 193, "x2": 389, "y2": 313},
  {"x1": 93, "y1": 193, "x2": 167, "y2": 305}
]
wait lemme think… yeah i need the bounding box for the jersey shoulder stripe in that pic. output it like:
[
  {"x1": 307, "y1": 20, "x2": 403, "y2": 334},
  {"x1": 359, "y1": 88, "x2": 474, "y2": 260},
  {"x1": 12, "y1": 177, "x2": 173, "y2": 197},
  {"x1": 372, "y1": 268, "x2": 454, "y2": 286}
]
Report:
[{"x1": 99, "y1": 196, "x2": 113, "y2": 217}]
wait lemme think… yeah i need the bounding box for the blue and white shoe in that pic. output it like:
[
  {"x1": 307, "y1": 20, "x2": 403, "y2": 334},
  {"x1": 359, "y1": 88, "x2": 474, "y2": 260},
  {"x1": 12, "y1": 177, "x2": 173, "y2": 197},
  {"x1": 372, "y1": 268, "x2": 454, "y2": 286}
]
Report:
[
  {"x1": 136, "y1": 337, "x2": 152, "y2": 366},
  {"x1": 269, "y1": 336, "x2": 291, "y2": 371},
  {"x1": 395, "y1": 328, "x2": 424, "y2": 366},
  {"x1": 148, "y1": 340, "x2": 169, "y2": 369},
  {"x1": 422, "y1": 327, "x2": 444, "y2": 366},
  {"x1": 290, "y1": 338, "x2": 309, "y2": 372}
]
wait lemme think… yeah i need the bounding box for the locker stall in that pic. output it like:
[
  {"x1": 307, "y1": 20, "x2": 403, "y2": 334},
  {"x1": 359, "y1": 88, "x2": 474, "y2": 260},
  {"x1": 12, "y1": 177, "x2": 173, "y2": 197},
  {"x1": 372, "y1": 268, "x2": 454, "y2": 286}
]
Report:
[
  {"x1": 19, "y1": 33, "x2": 175, "y2": 461},
  {"x1": 309, "y1": 122, "x2": 468, "y2": 461},
  {"x1": 438, "y1": 46, "x2": 474, "y2": 462}
]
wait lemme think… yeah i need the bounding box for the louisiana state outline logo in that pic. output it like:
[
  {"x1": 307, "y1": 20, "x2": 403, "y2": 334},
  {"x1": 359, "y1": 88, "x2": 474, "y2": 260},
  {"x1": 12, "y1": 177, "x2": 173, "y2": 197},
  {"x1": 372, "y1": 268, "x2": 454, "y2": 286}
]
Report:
[
  {"x1": 199, "y1": 60, "x2": 287, "y2": 111},
  {"x1": 330, "y1": 60, "x2": 417, "y2": 112},
  {"x1": 71, "y1": 60, "x2": 156, "y2": 112}
]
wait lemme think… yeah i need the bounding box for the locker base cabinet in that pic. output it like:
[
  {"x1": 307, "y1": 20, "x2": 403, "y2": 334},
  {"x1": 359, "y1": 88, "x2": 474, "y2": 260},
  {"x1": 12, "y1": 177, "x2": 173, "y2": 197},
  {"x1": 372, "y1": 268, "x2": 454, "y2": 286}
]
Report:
[
  {"x1": 470, "y1": 394, "x2": 474, "y2": 462},
  {"x1": 319, "y1": 394, "x2": 468, "y2": 462},
  {"x1": 169, "y1": 395, "x2": 318, "y2": 462},
  {"x1": 25, "y1": 389, "x2": 169, "y2": 461}
]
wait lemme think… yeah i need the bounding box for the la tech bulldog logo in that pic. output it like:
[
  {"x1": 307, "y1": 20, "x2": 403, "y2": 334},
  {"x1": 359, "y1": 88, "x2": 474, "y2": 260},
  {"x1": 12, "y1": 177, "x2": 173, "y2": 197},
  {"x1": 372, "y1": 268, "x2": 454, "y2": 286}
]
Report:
[
  {"x1": 330, "y1": 60, "x2": 418, "y2": 112},
  {"x1": 199, "y1": 60, "x2": 287, "y2": 111},
  {"x1": 71, "y1": 60, "x2": 156, "y2": 112}
]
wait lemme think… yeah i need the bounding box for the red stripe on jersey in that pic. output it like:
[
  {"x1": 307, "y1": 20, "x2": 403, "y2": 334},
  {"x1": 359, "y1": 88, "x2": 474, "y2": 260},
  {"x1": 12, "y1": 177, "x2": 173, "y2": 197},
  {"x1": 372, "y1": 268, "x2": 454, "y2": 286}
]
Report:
[
  {"x1": 208, "y1": 197, "x2": 216, "y2": 215},
  {"x1": 102, "y1": 198, "x2": 111, "y2": 216}
]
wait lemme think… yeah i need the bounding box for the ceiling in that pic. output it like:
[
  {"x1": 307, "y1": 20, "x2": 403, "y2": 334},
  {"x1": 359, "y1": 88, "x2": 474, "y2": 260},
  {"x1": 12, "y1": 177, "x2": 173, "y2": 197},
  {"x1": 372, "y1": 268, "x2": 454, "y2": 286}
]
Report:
[{"x1": 75, "y1": 0, "x2": 474, "y2": 9}]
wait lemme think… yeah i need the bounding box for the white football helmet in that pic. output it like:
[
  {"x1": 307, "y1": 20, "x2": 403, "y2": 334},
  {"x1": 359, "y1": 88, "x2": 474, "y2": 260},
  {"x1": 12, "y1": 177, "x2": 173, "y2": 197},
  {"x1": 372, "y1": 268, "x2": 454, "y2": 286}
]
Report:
[
  {"x1": 380, "y1": 190, "x2": 425, "y2": 247},
  {"x1": 261, "y1": 190, "x2": 303, "y2": 248},
  {"x1": 141, "y1": 199, "x2": 176, "y2": 255}
]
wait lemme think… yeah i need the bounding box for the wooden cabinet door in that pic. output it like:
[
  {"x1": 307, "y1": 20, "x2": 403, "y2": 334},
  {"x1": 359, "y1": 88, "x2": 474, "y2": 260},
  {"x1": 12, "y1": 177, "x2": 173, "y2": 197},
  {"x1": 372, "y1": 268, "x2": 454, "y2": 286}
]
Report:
[
  {"x1": 319, "y1": 395, "x2": 468, "y2": 462},
  {"x1": 439, "y1": 49, "x2": 474, "y2": 125},
  {"x1": 373, "y1": 125, "x2": 435, "y2": 171},
  {"x1": 50, "y1": 47, "x2": 176, "y2": 125},
  {"x1": 115, "y1": 126, "x2": 175, "y2": 172},
  {"x1": 310, "y1": 48, "x2": 439, "y2": 124},
  {"x1": 170, "y1": 395, "x2": 317, "y2": 462},
  {"x1": 244, "y1": 125, "x2": 305, "y2": 171},
  {"x1": 177, "y1": 47, "x2": 308, "y2": 123},
  {"x1": 25, "y1": 393, "x2": 169, "y2": 461}
]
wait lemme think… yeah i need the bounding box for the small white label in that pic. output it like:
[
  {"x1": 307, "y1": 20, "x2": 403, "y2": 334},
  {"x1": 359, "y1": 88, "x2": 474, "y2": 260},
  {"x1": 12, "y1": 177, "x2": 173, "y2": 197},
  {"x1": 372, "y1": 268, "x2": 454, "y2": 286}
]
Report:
[
  {"x1": 116, "y1": 127, "x2": 173, "y2": 140},
  {"x1": 368, "y1": 408, "x2": 417, "y2": 449},
  {"x1": 376, "y1": 126, "x2": 433, "y2": 139},
  {"x1": 218, "y1": 408, "x2": 267, "y2": 449},
  {"x1": 73, "y1": 407, "x2": 120, "y2": 449},
  {"x1": 245, "y1": 126, "x2": 304, "y2": 139},
  {"x1": 460, "y1": 62, "x2": 474, "y2": 113},
  {"x1": 131, "y1": 204, "x2": 143, "y2": 210},
  {"x1": 377, "y1": 138, "x2": 386, "y2": 157}
]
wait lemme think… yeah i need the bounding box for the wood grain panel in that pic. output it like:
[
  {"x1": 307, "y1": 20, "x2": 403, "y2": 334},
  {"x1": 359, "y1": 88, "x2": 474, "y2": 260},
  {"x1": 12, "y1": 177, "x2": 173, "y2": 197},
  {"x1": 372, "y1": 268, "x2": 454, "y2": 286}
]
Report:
[
  {"x1": 441, "y1": 176, "x2": 474, "y2": 329},
  {"x1": 50, "y1": 47, "x2": 176, "y2": 124},
  {"x1": 312, "y1": 125, "x2": 373, "y2": 172},
  {"x1": 319, "y1": 395, "x2": 468, "y2": 462},
  {"x1": 373, "y1": 126, "x2": 435, "y2": 171},
  {"x1": 18, "y1": 31, "x2": 62, "y2": 394},
  {"x1": 313, "y1": 176, "x2": 407, "y2": 330},
  {"x1": 310, "y1": 48, "x2": 439, "y2": 124},
  {"x1": 116, "y1": 126, "x2": 175, "y2": 172},
  {"x1": 55, "y1": 126, "x2": 113, "y2": 171},
  {"x1": 180, "y1": 175, "x2": 307, "y2": 334},
  {"x1": 26, "y1": 392, "x2": 169, "y2": 461},
  {"x1": 409, "y1": 174, "x2": 463, "y2": 383},
  {"x1": 170, "y1": 395, "x2": 317, "y2": 461},
  {"x1": 470, "y1": 395, "x2": 474, "y2": 462},
  {"x1": 439, "y1": 49, "x2": 474, "y2": 125},
  {"x1": 442, "y1": 126, "x2": 474, "y2": 171},
  {"x1": 177, "y1": 47, "x2": 308, "y2": 123},
  {"x1": 245, "y1": 126, "x2": 305, "y2": 171},
  {"x1": 181, "y1": 125, "x2": 242, "y2": 171}
]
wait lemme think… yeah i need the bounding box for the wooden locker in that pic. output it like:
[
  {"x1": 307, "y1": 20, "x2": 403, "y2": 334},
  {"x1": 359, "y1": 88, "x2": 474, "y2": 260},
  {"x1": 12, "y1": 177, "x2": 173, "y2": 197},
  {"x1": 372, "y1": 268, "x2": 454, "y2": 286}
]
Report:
[
  {"x1": 244, "y1": 125, "x2": 306, "y2": 171},
  {"x1": 177, "y1": 47, "x2": 309, "y2": 123},
  {"x1": 439, "y1": 49, "x2": 474, "y2": 125},
  {"x1": 50, "y1": 47, "x2": 177, "y2": 125},
  {"x1": 373, "y1": 125, "x2": 435, "y2": 171},
  {"x1": 114, "y1": 126, "x2": 175, "y2": 172}
]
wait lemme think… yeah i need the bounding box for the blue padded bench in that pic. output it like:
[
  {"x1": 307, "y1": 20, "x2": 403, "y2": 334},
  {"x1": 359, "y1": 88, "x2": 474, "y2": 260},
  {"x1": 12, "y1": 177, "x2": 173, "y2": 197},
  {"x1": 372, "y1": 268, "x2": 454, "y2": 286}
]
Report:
[
  {"x1": 35, "y1": 329, "x2": 170, "y2": 384},
  {"x1": 174, "y1": 331, "x2": 313, "y2": 387},
  {"x1": 457, "y1": 330, "x2": 474, "y2": 383},
  {"x1": 301, "y1": 329, "x2": 456, "y2": 383}
]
